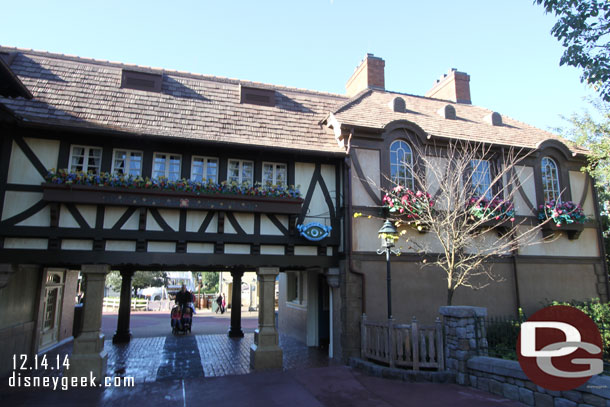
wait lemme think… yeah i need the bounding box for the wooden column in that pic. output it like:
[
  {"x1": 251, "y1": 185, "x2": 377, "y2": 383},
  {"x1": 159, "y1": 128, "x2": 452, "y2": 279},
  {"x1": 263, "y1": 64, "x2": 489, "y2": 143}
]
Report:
[
  {"x1": 113, "y1": 269, "x2": 134, "y2": 344},
  {"x1": 250, "y1": 267, "x2": 282, "y2": 370},
  {"x1": 228, "y1": 269, "x2": 245, "y2": 338},
  {"x1": 64, "y1": 264, "x2": 109, "y2": 384}
]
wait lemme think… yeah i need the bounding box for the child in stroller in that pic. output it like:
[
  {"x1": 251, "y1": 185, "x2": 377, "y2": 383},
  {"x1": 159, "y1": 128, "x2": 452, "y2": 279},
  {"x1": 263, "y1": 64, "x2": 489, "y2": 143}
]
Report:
[
  {"x1": 171, "y1": 284, "x2": 194, "y2": 334},
  {"x1": 171, "y1": 304, "x2": 192, "y2": 334}
]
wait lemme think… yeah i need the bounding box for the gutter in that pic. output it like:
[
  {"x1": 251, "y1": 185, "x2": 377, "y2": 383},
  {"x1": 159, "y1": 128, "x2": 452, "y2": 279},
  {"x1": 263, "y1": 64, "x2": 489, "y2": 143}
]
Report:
[{"x1": 344, "y1": 128, "x2": 366, "y2": 313}]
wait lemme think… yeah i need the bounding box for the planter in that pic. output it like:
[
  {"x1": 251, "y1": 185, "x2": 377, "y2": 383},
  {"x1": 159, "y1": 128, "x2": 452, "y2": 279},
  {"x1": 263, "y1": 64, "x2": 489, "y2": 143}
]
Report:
[
  {"x1": 541, "y1": 221, "x2": 584, "y2": 240},
  {"x1": 42, "y1": 183, "x2": 303, "y2": 214},
  {"x1": 469, "y1": 217, "x2": 513, "y2": 236}
]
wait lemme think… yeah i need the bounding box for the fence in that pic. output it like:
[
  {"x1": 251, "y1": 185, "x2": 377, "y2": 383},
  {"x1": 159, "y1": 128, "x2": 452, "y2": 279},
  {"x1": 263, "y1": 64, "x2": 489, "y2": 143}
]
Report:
[
  {"x1": 103, "y1": 297, "x2": 148, "y2": 311},
  {"x1": 361, "y1": 315, "x2": 444, "y2": 370}
]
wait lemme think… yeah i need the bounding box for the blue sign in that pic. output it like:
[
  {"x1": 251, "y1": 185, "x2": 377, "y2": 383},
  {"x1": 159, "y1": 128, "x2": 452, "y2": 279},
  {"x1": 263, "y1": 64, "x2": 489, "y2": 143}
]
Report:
[{"x1": 297, "y1": 223, "x2": 332, "y2": 241}]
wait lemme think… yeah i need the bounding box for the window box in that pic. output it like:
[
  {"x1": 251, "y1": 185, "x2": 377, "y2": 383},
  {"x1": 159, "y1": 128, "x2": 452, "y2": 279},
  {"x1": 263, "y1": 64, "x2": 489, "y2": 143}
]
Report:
[
  {"x1": 540, "y1": 222, "x2": 584, "y2": 240},
  {"x1": 538, "y1": 201, "x2": 586, "y2": 240},
  {"x1": 41, "y1": 183, "x2": 303, "y2": 214}
]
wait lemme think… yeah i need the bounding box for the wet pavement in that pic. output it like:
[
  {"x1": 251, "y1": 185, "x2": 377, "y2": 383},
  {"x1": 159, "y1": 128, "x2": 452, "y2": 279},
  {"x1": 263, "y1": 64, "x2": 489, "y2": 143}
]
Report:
[
  {"x1": 1, "y1": 316, "x2": 524, "y2": 406},
  {"x1": 1, "y1": 364, "x2": 526, "y2": 407},
  {"x1": 14, "y1": 332, "x2": 335, "y2": 383}
]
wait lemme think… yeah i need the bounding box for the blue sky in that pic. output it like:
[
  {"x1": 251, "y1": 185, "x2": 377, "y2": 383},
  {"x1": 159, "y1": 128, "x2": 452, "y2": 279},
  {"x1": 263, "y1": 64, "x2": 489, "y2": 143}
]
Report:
[{"x1": 1, "y1": 0, "x2": 599, "y2": 133}]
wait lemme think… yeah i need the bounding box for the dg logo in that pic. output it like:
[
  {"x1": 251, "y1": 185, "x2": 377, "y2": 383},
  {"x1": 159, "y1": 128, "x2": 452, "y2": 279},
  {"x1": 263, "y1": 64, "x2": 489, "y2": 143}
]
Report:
[{"x1": 518, "y1": 305, "x2": 603, "y2": 391}]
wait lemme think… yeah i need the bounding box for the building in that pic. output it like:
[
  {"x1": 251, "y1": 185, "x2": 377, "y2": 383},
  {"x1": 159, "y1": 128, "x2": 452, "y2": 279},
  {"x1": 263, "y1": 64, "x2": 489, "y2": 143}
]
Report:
[{"x1": 0, "y1": 47, "x2": 606, "y2": 378}]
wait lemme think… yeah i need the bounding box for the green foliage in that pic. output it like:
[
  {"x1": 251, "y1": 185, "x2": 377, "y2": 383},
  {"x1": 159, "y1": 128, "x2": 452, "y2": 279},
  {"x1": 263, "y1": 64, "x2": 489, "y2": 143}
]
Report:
[
  {"x1": 557, "y1": 99, "x2": 610, "y2": 269},
  {"x1": 534, "y1": 0, "x2": 610, "y2": 102},
  {"x1": 197, "y1": 272, "x2": 219, "y2": 293},
  {"x1": 486, "y1": 311, "x2": 525, "y2": 361},
  {"x1": 105, "y1": 271, "x2": 166, "y2": 292},
  {"x1": 549, "y1": 298, "x2": 610, "y2": 359}
]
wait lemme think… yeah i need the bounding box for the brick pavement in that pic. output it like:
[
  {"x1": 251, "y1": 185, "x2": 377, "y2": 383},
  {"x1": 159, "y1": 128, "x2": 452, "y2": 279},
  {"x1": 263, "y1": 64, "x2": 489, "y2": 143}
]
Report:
[{"x1": 22, "y1": 333, "x2": 333, "y2": 384}]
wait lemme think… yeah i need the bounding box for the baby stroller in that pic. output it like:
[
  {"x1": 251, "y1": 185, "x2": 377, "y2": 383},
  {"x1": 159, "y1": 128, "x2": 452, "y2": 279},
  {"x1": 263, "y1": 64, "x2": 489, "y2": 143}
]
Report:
[{"x1": 171, "y1": 304, "x2": 193, "y2": 334}]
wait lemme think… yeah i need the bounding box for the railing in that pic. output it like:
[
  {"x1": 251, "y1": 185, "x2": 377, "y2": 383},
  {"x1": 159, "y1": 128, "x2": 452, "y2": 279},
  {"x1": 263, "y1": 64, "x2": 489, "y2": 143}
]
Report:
[
  {"x1": 361, "y1": 315, "x2": 444, "y2": 370},
  {"x1": 103, "y1": 297, "x2": 148, "y2": 311}
]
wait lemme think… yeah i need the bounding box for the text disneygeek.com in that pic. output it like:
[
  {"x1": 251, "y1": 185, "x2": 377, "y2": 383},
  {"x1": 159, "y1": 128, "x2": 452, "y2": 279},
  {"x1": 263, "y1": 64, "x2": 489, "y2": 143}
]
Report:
[
  {"x1": 9, "y1": 354, "x2": 134, "y2": 390},
  {"x1": 9, "y1": 372, "x2": 135, "y2": 390}
]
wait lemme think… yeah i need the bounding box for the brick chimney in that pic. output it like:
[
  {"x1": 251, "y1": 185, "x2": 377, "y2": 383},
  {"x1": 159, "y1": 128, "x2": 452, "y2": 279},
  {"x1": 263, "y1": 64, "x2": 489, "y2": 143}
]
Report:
[
  {"x1": 345, "y1": 54, "x2": 385, "y2": 97},
  {"x1": 425, "y1": 68, "x2": 471, "y2": 104}
]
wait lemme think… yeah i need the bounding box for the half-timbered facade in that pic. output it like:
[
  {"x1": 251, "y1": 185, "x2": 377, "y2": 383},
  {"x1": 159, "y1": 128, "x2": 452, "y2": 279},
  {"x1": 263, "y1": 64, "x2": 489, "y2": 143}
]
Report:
[
  {"x1": 0, "y1": 48, "x2": 607, "y2": 377},
  {"x1": 0, "y1": 47, "x2": 345, "y2": 376}
]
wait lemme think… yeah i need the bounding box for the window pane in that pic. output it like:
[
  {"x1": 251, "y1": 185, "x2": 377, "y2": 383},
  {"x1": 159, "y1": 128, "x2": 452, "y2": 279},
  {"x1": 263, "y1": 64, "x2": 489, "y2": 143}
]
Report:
[
  {"x1": 390, "y1": 140, "x2": 413, "y2": 188},
  {"x1": 276, "y1": 165, "x2": 286, "y2": 185},
  {"x1": 206, "y1": 159, "x2": 218, "y2": 183},
  {"x1": 128, "y1": 152, "x2": 142, "y2": 176},
  {"x1": 263, "y1": 164, "x2": 274, "y2": 185},
  {"x1": 87, "y1": 148, "x2": 102, "y2": 174},
  {"x1": 228, "y1": 161, "x2": 240, "y2": 183},
  {"x1": 242, "y1": 161, "x2": 253, "y2": 183},
  {"x1": 153, "y1": 155, "x2": 166, "y2": 178}
]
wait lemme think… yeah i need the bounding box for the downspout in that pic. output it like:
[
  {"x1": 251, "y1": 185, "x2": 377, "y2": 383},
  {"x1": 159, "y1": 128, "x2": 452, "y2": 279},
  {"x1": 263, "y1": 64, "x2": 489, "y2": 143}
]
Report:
[
  {"x1": 503, "y1": 146, "x2": 521, "y2": 316},
  {"x1": 344, "y1": 128, "x2": 366, "y2": 314}
]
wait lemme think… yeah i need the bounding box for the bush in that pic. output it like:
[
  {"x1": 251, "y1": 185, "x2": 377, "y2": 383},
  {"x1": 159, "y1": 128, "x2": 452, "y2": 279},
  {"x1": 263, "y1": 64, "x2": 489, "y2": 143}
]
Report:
[
  {"x1": 548, "y1": 298, "x2": 610, "y2": 359},
  {"x1": 486, "y1": 310, "x2": 524, "y2": 360}
]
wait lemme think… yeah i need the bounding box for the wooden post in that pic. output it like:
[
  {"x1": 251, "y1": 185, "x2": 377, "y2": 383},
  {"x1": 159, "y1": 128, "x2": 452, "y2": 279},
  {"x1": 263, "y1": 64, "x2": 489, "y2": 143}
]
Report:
[
  {"x1": 436, "y1": 317, "x2": 445, "y2": 371},
  {"x1": 361, "y1": 313, "x2": 367, "y2": 359},
  {"x1": 411, "y1": 316, "x2": 420, "y2": 371}
]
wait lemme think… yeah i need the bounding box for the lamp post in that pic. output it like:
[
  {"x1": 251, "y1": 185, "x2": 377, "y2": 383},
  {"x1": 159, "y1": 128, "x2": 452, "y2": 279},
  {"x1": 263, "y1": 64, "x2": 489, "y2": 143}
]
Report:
[{"x1": 376, "y1": 219, "x2": 400, "y2": 320}]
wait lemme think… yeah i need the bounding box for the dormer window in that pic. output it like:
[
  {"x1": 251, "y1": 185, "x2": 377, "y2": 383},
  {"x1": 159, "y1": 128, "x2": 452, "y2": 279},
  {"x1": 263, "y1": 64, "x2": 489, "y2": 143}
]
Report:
[
  {"x1": 541, "y1": 157, "x2": 561, "y2": 201},
  {"x1": 240, "y1": 85, "x2": 275, "y2": 107},
  {"x1": 390, "y1": 140, "x2": 414, "y2": 189},
  {"x1": 121, "y1": 69, "x2": 163, "y2": 92}
]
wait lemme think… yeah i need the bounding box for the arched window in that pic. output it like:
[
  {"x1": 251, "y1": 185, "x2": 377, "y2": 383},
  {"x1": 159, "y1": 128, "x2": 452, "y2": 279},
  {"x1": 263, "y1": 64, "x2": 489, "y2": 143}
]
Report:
[
  {"x1": 390, "y1": 140, "x2": 414, "y2": 189},
  {"x1": 541, "y1": 157, "x2": 561, "y2": 202}
]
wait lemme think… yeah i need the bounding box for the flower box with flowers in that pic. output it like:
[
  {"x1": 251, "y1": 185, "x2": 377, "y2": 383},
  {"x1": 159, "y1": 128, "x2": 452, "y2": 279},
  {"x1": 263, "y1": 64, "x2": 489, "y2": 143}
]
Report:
[
  {"x1": 466, "y1": 196, "x2": 515, "y2": 229},
  {"x1": 537, "y1": 200, "x2": 586, "y2": 240},
  {"x1": 42, "y1": 170, "x2": 303, "y2": 214},
  {"x1": 382, "y1": 186, "x2": 434, "y2": 233}
]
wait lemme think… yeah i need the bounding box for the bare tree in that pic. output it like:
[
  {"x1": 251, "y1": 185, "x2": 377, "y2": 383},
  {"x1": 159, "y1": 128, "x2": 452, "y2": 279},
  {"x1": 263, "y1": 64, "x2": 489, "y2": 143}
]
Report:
[{"x1": 379, "y1": 139, "x2": 558, "y2": 305}]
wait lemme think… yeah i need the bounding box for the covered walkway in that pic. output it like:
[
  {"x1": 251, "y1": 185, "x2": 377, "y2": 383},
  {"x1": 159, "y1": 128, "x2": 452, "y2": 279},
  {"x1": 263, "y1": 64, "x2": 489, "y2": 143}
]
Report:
[{"x1": 26, "y1": 333, "x2": 333, "y2": 383}]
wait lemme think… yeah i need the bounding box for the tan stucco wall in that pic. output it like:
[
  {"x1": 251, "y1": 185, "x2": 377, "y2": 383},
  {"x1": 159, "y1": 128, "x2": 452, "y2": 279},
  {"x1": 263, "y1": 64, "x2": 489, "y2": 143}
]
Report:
[
  {"x1": 359, "y1": 260, "x2": 517, "y2": 324},
  {"x1": 355, "y1": 259, "x2": 602, "y2": 326},
  {"x1": 278, "y1": 272, "x2": 308, "y2": 343},
  {"x1": 352, "y1": 148, "x2": 380, "y2": 207},
  {"x1": 517, "y1": 263, "x2": 599, "y2": 315}
]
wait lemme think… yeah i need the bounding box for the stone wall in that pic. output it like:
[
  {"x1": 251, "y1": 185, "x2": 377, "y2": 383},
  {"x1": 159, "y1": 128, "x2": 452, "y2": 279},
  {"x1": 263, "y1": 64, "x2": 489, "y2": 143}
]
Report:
[
  {"x1": 440, "y1": 305, "x2": 610, "y2": 407},
  {"x1": 439, "y1": 305, "x2": 488, "y2": 385},
  {"x1": 467, "y1": 356, "x2": 610, "y2": 407}
]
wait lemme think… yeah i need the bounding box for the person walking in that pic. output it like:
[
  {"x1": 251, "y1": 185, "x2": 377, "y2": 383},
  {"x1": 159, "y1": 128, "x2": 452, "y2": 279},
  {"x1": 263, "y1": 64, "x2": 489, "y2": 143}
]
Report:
[
  {"x1": 221, "y1": 294, "x2": 226, "y2": 314},
  {"x1": 215, "y1": 294, "x2": 222, "y2": 314}
]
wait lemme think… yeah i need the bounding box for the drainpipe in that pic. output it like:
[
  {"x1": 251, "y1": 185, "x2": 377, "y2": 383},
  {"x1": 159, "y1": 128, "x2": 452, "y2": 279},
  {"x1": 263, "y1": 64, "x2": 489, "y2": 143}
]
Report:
[
  {"x1": 344, "y1": 129, "x2": 366, "y2": 314},
  {"x1": 503, "y1": 146, "x2": 521, "y2": 316}
]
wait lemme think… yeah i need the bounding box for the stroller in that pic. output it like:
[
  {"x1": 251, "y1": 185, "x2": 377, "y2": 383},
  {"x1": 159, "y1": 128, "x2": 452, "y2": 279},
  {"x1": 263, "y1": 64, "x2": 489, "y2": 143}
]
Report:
[{"x1": 171, "y1": 304, "x2": 193, "y2": 335}]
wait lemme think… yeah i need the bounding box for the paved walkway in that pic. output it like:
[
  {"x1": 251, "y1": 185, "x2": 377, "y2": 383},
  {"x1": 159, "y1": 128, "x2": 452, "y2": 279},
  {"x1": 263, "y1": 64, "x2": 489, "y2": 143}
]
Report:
[
  {"x1": 21, "y1": 333, "x2": 334, "y2": 383},
  {"x1": 1, "y1": 365, "x2": 525, "y2": 407},
  {"x1": 1, "y1": 329, "x2": 525, "y2": 406}
]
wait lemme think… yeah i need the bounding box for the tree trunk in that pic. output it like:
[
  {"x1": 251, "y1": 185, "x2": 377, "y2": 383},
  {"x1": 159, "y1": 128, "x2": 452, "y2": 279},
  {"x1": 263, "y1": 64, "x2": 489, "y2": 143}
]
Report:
[{"x1": 447, "y1": 288, "x2": 454, "y2": 305}]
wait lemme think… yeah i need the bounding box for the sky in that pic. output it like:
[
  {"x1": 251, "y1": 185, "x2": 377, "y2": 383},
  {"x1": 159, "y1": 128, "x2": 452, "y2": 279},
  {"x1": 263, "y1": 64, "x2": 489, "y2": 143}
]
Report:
[{"x1": 1, "y1": 0, "x2": 600, "y2": 133}]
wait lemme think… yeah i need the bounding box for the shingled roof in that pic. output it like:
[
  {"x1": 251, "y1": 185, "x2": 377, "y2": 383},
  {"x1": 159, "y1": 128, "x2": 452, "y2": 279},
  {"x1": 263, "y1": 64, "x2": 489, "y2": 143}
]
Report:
[
  {"x1": 327, "y1": 89, "x2": 586, "y2": 155},
  {"x1": 0, "y1": 46, "x2": 348, "y2": 154},
  {"x1": 0, "y1": 46, "x2": 583, "y2": 156}
]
